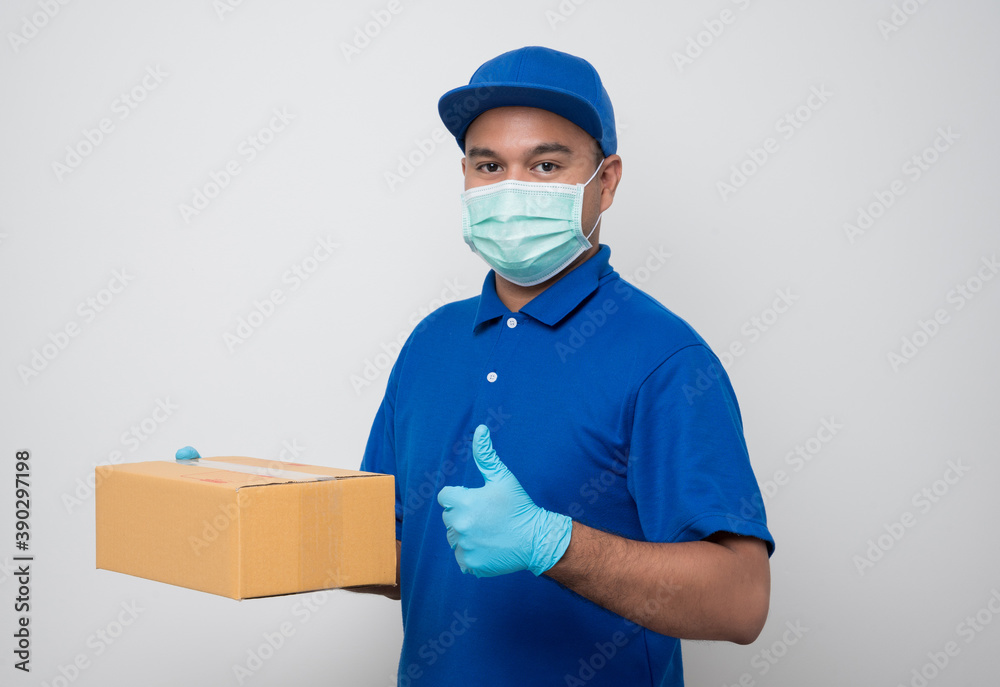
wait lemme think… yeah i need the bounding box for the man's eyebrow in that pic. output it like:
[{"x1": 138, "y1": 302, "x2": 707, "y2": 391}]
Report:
[
  {"x1": 527, "y1": 142, "x2": 574, "y2": 157},
  {"x1": 467, "y1": 146, "x2": 500, "y2": 159},
  {"x1": 466, "y1": 142, "x2": 576, "y2": 160}
]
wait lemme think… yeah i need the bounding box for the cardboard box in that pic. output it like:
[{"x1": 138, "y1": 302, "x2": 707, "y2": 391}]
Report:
[{"x1": 96, "y1": 457, "x2": 396, "y2": 599}]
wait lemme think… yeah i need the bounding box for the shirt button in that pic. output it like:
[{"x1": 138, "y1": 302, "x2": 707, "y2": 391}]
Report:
[
  {"x1": 486, "y1": 372, "x2": 498, "y2": 383},
  {"x1": 506, "y1": 317, "x2": 517, "y2": 329}
]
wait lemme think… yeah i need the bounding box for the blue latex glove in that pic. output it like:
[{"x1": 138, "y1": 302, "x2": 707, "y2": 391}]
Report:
[
  {"x1": 437, "y1": 424, "x2": 573, "y2": 577},
  {"x1": 175, "y1": 446, "x2": 201, "y2": 460}
]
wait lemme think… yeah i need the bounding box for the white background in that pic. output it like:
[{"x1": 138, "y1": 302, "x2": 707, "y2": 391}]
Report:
[{"x1": 2, "y1": 1, "x2": 998, "y2": 685}]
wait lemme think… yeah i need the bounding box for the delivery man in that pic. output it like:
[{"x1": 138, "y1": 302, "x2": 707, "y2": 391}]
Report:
[
  {"x1": 179, "y1": 45, "x2": 773, "y2": 685},
  {"x1": 354, "y1": 46, "x2": 775, "y2": 685}
]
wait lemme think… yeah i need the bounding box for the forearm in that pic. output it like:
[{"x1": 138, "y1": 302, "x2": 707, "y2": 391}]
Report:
[
  {"x1": 545, "y1": 523, "x2": 769, "y2": 644},
  {"x1": 344, "y1": 539, "x2": 402, "y2": 600}
]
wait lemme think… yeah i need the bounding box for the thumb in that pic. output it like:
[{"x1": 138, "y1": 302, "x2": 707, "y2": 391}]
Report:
[
  {"x1": 472, "y1": 424, "x2": 508, "y2": 482},
  {"x1": 175, "y1": 446, "x2": 201, "y2": 461}
]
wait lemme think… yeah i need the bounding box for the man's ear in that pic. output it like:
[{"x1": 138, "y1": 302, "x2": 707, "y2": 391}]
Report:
[
  {"x1": 599, "y1": 155, "x2": 622, "y2": 211},
  {"x1": 461, "y1": 157, "x2": 467, "y2": 176}
]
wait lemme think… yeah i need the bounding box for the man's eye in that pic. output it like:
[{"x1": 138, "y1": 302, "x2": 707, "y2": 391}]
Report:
[
  {"x1": 482, "y1": 163, "x2": 500, "y2": 173},
  {"x1": 537, "y1": 162, "x2": 556, "y2": 173}
]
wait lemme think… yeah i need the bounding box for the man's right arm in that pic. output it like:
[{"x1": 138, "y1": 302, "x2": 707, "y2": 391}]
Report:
[{"x1": 343, "y1": 539, "x2": 402, "y2": 600}]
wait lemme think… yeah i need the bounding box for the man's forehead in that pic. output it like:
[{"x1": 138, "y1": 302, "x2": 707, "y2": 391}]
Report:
[{"x1": 465, "y1": 106, "x2": 594, "y2": 155}]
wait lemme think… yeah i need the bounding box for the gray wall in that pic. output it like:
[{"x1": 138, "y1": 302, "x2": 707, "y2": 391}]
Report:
[{"x1": 2, "y1": 1, "x2": 998, "y2": 685}]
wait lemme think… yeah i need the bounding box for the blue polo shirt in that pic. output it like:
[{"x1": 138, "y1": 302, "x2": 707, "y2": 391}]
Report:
[{"x1": 361, "y1": 244, "x2": 773, "y2": 687}]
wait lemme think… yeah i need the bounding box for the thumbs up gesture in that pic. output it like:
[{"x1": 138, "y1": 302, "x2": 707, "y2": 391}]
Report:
[{"x1": 437, "y1": 425, "x2": 573, "y2": 578}]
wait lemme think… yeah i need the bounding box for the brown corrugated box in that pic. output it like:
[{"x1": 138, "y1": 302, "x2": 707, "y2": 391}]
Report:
[{"x1": 96, "y1": 457, "x2": 395, "y2": 599}]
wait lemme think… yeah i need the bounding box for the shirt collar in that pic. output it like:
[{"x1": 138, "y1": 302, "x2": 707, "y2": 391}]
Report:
[{"x1": 472, "y1": 244, "x2": 615, "y2": 330}]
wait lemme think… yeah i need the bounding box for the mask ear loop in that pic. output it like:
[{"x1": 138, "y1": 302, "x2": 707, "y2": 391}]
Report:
[
  {"x1": 583, "y1": 158, "x2": 606, "y2": 240},
  {"x1": 583, "y1": 158, "x2": 606, "y2": 187},
  {"x1": 585, "y1": 212, "x2": 603, "y2": 240}
]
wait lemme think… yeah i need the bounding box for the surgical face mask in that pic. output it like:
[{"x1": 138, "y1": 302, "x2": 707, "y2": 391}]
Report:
[{"x1": 461, "y1": 159, "x2": 605, "y2": 287}]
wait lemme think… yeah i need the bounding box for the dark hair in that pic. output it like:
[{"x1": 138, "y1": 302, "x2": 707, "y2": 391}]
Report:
[{"x1": 592, "y1": 139, "x2": 604, "y2": 168}]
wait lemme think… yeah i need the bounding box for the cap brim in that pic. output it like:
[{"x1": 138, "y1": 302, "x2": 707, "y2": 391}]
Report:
[{"x1": 438, "y1": 82, "x2": 604, "y2": 152}]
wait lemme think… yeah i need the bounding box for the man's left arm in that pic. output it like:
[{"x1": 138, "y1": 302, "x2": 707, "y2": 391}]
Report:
[
  {"x1": 545, "y1": 523, "x2": 770, "y2": 644},
  {"x1": 438, "y1": 424, "x2": 771, "y2": 644},
  {"x1": 438, "y1": 346, "x2": 774, "y2": 642}
]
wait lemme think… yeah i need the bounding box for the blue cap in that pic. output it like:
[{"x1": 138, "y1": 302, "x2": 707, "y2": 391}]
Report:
[{"x1": 438, "y1": 46, "x2": 617, "y2": 157}]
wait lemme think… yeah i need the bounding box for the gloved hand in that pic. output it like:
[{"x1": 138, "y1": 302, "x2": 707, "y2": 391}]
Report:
[
  {"x1": 175, "y1": 446, "x2": 201, "y2": 460},
  {"x1": 437, "y1": 424, "x2": 573, "y2": 577}
]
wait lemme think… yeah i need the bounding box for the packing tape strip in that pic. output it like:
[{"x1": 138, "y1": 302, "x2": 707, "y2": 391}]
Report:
[{"x1": 184, "y1": 459, "x2": 337, "y2": 482}]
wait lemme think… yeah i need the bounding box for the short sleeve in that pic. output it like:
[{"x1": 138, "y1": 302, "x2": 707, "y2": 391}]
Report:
[
  {"x1": 360, "y1": 352, "x2": 405, "y2": 541},
  {"x1": 626, "y1": 344, "x2": 774, "y2": 556}
]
